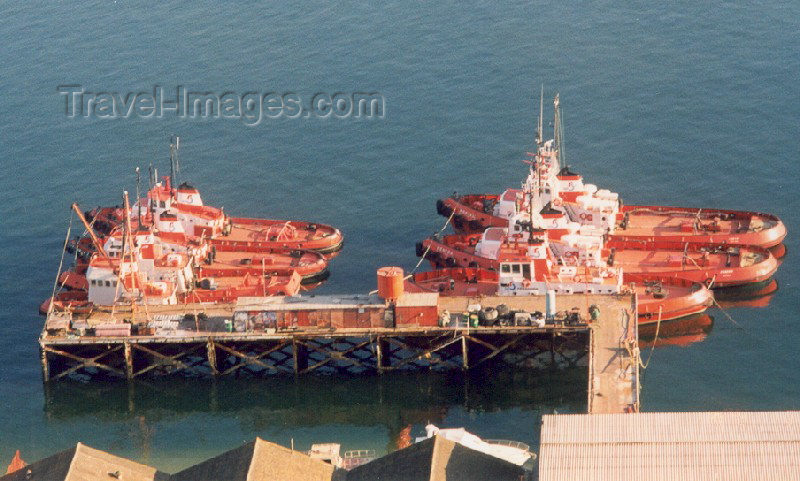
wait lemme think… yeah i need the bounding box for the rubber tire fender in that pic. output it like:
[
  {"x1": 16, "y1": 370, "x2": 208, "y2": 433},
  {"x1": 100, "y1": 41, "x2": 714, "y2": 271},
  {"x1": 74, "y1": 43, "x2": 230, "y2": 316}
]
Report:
[
  {"x1": 415, "y1": 242, "x2": 426, "y2": 258},
  {"x1": 468, "y1": 220, "x2": 483, "y2": 232},
  {"x1": 436, "y1": 199, "x2": 453, "y2": 217}
]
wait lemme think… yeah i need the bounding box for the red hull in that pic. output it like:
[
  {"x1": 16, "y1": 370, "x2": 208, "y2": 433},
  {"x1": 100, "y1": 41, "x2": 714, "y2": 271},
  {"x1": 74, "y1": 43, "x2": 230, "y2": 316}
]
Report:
[
  {"x1": 615, "y1": 204, "x2": 787, "y2": 250},
  {"x1": 213, "y1": 218, "x2": 343, "y2": 257},
  {"x1": 419, "y1": 235, "x2": 777, "y2": 289},
  {"x1": 437, "y1": 196, "x2": 505, "y2": 232},
  {"x1": 628, "y1": 275, "x2": 714, "y2": 326},
  {"x1": 606, "y1": 239, "x2": 778, "y2": 288},
  {"x1": 438, "y1": 196, "x2": 787, "y2": 250},
  {"x1": 715, "y1": 279, "x2": 779, "y2": 308},
  {"x1": 85, "y1": 210, "x2": 344, "y2": 257},
  {"x1": 178, "y1": 284, "x2": 296, "y2": 304},
  {"x1": 198, "y1": 247, "x2": 329, "y2": 282},
  {"x1": 40, "y1": 290, "x2": 91, "y2": 315},
  {"x1": 42, "y1": 269, "x2": 302, "y2": 315},
  {"x1": 58, "y1": 271, "x2": 88, "y2": 291}
]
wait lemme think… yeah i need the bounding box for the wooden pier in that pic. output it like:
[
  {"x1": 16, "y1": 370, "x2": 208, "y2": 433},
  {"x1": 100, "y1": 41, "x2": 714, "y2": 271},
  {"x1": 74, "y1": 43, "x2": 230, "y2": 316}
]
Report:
[
  {"x1": 587, "y1": 295, "x2": 640, "y2": 414},
  {"x1": 39, "y1": 292, "x2": 640, "y2": 413},
  {"x1": 39, "y1": 326, "x2": 590, "y2": 380}
]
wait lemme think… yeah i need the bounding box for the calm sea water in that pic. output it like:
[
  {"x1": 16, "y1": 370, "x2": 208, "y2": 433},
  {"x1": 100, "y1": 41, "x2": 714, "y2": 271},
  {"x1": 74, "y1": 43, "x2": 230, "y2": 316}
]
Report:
[{"x1": 0, "y1": 0, "x2": 798, "y2": 471}]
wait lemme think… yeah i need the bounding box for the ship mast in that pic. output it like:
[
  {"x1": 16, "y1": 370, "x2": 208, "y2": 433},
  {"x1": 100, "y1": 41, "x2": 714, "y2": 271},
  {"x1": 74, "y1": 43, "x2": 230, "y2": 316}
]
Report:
[
  {"x1": 527, "y1": 176, "x2": 535, "y2": 242},
  {"x1": 135, "y1": 167, "x2": 143, "y2": 221},
  {"x1": 71, "y1": 203, "x2": 134, "y2": 314},
  {"x1": 121, "y1": 191, "x2": 150, "y2": 321},
  {"x1": 122, "y1": 191, "x2": 138, "y2": 319},
  {"x1": 148, "y1": 162, "x2": 156, "y2": 190},
  {"x1": 536, "y1": 85, "x2": 544, "y2": 147},
  {"x1": 169, "y1": 135, "x2": 180, "y2": 190},
  {"x1": 536, "y1": 86, "x2": 545, "y2": 195},
  {"x1": 71, "y1": 203, "x2": 117, "y2": 271},
  {"x1": 148, "y1": 163, "x2": 157, "y2": 226},
  {"x1": 553, "y1": 94, "x2": 562, "y2": 170}
]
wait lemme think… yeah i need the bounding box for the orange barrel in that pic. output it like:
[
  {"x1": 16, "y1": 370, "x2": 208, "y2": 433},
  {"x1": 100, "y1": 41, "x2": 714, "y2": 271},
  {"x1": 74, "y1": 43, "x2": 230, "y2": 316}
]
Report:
[{"x1": 377, "y1": 266, "x2": 404, "y2": 300}]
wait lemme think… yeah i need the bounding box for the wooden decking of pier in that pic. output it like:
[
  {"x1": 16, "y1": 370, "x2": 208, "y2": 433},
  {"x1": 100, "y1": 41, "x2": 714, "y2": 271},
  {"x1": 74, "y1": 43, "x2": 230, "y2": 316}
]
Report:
[
  {"x1": 39, "y1": 292, "x2": 640, "y2": 413},
  {"x1": 587, "y1": 296, "x2": 640, "y2": 414}
]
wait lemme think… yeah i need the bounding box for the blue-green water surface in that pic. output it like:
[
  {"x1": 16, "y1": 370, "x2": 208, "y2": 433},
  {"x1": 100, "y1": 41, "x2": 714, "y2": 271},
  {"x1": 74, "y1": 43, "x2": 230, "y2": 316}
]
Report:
[{"x1": 0, "y1": 0, "x2": 797, "y2": 471}]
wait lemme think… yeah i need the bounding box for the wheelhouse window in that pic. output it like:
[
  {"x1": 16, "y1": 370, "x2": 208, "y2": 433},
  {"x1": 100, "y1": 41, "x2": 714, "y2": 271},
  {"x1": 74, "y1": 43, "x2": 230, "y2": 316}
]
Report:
[
  {"x1": 511, "y1": 264, "x2": 521, "y2": 274},
  {"x1": 501, "y1": 264, "x2": 511, "y2": 273},
  {"x1": 522, "y1": 264, "x2": 531, "y2": 280}
]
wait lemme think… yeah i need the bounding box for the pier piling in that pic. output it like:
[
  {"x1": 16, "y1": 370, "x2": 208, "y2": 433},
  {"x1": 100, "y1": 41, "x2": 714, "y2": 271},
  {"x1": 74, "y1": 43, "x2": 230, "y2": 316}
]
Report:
[{"x1": 206, "y1": 338, "x2": 218, "y2": 376}]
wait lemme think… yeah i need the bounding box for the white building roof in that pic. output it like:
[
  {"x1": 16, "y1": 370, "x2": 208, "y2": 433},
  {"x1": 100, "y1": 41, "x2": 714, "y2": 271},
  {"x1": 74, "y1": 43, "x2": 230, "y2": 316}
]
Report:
[
  {"x1": 539, "y1": 411, "x2": 800, "y2": 481},
  {"x1": 394, "y1": 292, "x2": 439, "y2": 307},
  {"x1": 234, "y1": 294, "x2": 386, "y2": 311}
]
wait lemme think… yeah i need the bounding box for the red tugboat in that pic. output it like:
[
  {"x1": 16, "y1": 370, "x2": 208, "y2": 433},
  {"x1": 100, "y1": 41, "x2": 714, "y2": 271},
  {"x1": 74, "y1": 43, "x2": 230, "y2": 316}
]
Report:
[
  {"x1": 84, "y1": 137, "x2": 344, "y2": 257},
  {"x1": 86, "y1": 178, "x2": 344, "y2": 257},
  {"x1": 196, "y1": 248, "x2": 329, "y2": 284},
  {"x1": 420, "y1": 224, "x2": 776, "y2": 298},
  {"x1": 420, "y1": 172, "x2": 778, "y2": 298},
  {"x1": 42, "y1": 192, "x2": 303, "y2": 315},
  {"x1": 42, "y1": 253, "x2": 303, "y2": 315},
  {"x1": 436, "y1": 94, "x2": 787, "y2": 257},
  {"x1": 70, "y1": 210, "x2": 330, "y2": 285}
]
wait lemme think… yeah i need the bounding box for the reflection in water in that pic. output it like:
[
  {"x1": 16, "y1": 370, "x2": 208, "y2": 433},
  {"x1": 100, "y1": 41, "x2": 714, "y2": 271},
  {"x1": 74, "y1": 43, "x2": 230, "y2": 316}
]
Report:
[
  {"x1": 639, "y1": 279, "x2": 780, "y2": 348},
  {"x1": 42, "y1": 367, "x2": 587, "y2": 466},
  {"x1": 716, "y1": 279, "x2": 778, "y2": 309},
  {"x1": 45, "y1": 369, "x2": 585, "y2": 423},
  {"x1": 640, "y1": 314, "x2": 715, "y2": 348}
]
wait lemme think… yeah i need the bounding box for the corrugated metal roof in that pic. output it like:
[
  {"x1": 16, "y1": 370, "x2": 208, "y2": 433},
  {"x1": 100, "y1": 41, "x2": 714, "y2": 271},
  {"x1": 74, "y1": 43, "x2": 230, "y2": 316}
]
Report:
[
  {"x1": 539, "y1": 411, "x2": 800, "y2": 481},
  {"x1": 235, "y1": 295, "x2": 386, "y2": 311}
]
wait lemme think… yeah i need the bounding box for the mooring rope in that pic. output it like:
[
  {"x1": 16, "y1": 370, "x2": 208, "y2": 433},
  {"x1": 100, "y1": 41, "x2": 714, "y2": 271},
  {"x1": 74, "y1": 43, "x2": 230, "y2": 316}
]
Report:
[
  {"x1": 710, "y1": 295, "x2": 746, "y2": 330},
  {"x1": 407, "y1": 209, "x2": 456, "y2": 279},
  {"x1": 639, "y1": 306, "x2": 662, "y2": 369},
  {"x1": 48, "y1": 214, "x2": 73, "y2": 316},
  {"x1": 684, "y1": 253, "x2": 746, "y2": 330}
]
